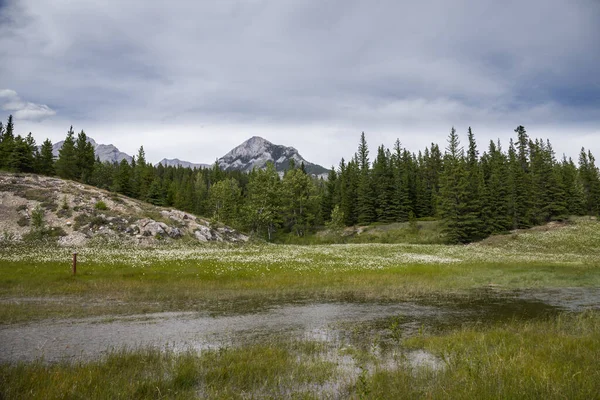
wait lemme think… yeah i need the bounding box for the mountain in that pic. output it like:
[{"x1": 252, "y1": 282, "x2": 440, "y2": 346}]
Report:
[
  {"x1": 155, "y1": 158, "x2": 211, "y2": 169},
  {"x1": 217, "y1": 136, "x2": 329, "y2": 176},
  {"x1": 49, "y1": 135, "x2": 328, "y2": 176},
  {"x1": 51, "y1": 137, "x2": 132, "y2": 164}
]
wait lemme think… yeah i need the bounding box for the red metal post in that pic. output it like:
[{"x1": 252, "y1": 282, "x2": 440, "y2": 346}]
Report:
[{"x1": 72, "y1": 252, "x2": 77, "y2": 275}]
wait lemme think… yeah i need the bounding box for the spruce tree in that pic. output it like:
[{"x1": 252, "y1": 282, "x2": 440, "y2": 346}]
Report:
[
  {"x1": 74, "y1": 130, "x2": 95, "y2": 183},
  {"x1": 356, "y1": 132, "x2": 375, "y2": 224},
  {"x1": 372, "y1": 145, "x2": 396, "y2": 223},
  {"x1": 438, "y1": 127, "x2": 472, "y2": 243},
  {"x1": 55, "y1": 126, "x2": 77, "y2": 180},
  {"x1": 462, "y1": 127, "x2": 485, "y2": 240},
  {"x1": 392, "y1": 139, "x2": 412, "y2": 221},
  {"x1": 0, "y1": 115, "x2": 15, "y2": 170},
  {"x1": 36, "y1": 139, "x2": 55, "y2": 176}
]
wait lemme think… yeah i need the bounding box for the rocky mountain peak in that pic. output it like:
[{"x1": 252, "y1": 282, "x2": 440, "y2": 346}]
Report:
[{"x1": 218, "y1": 136, "x2": 327, "y2": 176}]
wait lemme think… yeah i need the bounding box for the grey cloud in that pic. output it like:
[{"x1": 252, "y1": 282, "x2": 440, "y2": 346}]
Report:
[
  {"x1": 1, "y1": 0, "x2": 599, "y2": 165},
  {"x1": 0, "y1": 89, "x2": 56, "y2": 121}
]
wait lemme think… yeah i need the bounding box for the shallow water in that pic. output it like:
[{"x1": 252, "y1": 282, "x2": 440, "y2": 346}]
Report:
[{"x1": 0, "y1": 287, "x2": 598, "y2": 363}]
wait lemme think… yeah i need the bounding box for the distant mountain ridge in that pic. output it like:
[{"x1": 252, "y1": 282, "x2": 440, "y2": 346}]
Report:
[
  {"x1": 155, "y1": 158, "x2": 211, "y2": 169},
  {"x1": 50, "y1": 135, "x2": 328, "y2": 176},
  {"x1": 51, "y1": 137, "x2": 132, "y2": 164}
]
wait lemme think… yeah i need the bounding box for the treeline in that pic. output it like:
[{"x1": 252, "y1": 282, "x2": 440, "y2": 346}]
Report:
[{"x1": 1, "y1": 114, "x2": 599, "y2": 242}]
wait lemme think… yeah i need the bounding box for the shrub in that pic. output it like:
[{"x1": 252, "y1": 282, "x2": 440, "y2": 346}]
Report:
[
  {"x1": 95, "y1": 201, "x2": 108, "y2": 211},
  {"x1": 30, "y1": 205, "x2": 45, "y2": 231}
]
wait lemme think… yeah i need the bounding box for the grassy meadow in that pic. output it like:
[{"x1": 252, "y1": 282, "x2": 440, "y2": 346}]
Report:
[{"x1": 1, "y1": 216, "x2": 599, "y2": 398}]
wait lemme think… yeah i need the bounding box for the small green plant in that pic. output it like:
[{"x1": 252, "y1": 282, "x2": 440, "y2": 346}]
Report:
[
  {"x1": 95, "y1": 201, "x2": 108, "y2": 211},
  {"x1": 30, "y1": 205, "x2": 45, "y2": 231},
  {"x1": 61, "y1": 195, "x2": 69, "y2": 210}
]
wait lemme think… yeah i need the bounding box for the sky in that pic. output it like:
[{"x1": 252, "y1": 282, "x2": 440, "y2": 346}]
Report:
[{"x1": 1, "y1": 0, "x2": 599, "y2": 167}]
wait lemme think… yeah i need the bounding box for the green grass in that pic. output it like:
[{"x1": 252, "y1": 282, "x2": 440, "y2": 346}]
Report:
[
  {"x1": 1, "y1": 217, "x2": 599, "y2": 322},
  {"x1": 1, "y1": 313, "x2": 598, "y2": 399},
  {"x1": 1, "y1": 217, "x2": 599, "y2": 398},
  {"x1": 364, "y1": 311, "x2": 600, "y2": 399},
  {"x1": 0, "y1": 341, "x2": 335, "y2": 399}
]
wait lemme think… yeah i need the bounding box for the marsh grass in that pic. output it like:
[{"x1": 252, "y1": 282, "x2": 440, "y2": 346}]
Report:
[
  {"x1": 0, "y1": 341, "x2": 336, "y2": 400},
  {"x1": 364, "y1": 311, "x2": 600, "y2": 399},
  {"x1": 1, "y1": 313, "x2": 598, "y2": 399},
  {"x1": 1, "y1": 217, "x2": 600, "y2": 323}
]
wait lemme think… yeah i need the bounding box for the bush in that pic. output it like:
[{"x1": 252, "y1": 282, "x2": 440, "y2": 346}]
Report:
[
  {"x1": 30, "y1": 205, "x2": 45, "y2": 231},
  {"x1": 95, "y1": 201, "x2": 108, "y2": 210}
]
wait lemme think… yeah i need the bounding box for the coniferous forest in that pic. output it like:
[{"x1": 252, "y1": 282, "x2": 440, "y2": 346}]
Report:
[{"x1": 1, "y1": 114, "x2": 599, "y2": 243}]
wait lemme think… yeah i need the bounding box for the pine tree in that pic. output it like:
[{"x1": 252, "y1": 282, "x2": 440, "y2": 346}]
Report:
[
  {"x1": 356, "y1": 132, "x2": 375, "y2": 224},
  {"x1": 320, "y1": 167, "x2": 337, "y2": 222},
  {"x1": 36, "y1": 139, "x2": 55, "y2": 176},
  {"x1": 438, "y1": 127, "x2": 473, "y2": 243},
  {"x1": 579, "y1": 148, "x2": 600, "y2": 215},
  {"x1": 8, "y1": 133, "x2": 36, "y2": 173},
  {"x1": 112, "y1": 159, "x2": 132, "y2": 196},
  {"x1": 74, "y1": 130, "x2": 95, "y2": 183},
  {"x1": 462, "y1": 127, "x2": 485, "y2": 240},
  {"x1": 372, "y1": 145, "x2": 396, "y2": 222},
  {"x1": 392, "y1": 140, "x2": 412, "y2": 221},
  {"x1": 560, "y1": 156, "x2": 585, "y2": 215},
  {"x1": 55, "y1": 126, "x2": 77, "y2": 180},
  {"x1": 482, "y1": 140, "x2": 511, "y2": 233},
  {"x1": 340, "y1": 158, "x2": 359, "y2": 226},
  {"x1": 0, "y1": 115, "x2": 15, "y2": 170},
  {"x1": 507, "y1": 126, "x2": 532, "y2": 228}
]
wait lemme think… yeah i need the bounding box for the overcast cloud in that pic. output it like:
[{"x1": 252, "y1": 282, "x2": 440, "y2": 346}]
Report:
[{"x1": 1, "y1": 0, "x2": 599, "y2": 166}]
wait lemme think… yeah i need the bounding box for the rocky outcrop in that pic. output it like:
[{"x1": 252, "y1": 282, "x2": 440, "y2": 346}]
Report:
[{"x1": 0, "y1": 172, "x2": 249, "y2": 246}]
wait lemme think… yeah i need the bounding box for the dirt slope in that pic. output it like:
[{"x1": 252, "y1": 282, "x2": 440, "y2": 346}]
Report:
[{"x1": 0, "y1": 172, "x2": 248, "y2": 246}]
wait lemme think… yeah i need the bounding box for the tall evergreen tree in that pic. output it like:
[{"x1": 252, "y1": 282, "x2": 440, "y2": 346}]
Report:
[
  {"x1": 356, "y1": 132, "x2": 376, "y2": 224},
  {"x1": 74, "y1": 130, "x2": 95, "y2": 183},
  {"x1": 55, "y1": 126, "x2": 77, "y2": 180},
  {"x1": 392, "y1": 140, "x2": 412, "y2": 221},
  {"x1": 36, "y1": 138, "x2": 55, "y2": 176},
  {"x1": 0, "y1": 115, "x2": 15, "y2": 170},
  {"x1": 438, "y1": 127, "x2": 474, "y2": 243}
]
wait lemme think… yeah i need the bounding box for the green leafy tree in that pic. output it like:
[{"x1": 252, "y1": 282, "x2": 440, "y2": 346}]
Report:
[
  {"x1": 243, "y1": 163, "x2": 281, "y2": 240},
  {"x1": 209, "y1": 178, "x2": 241, "y2": 225},
  {"x1": 281, "y1": 167, "x2": 318, "y2": 236}
]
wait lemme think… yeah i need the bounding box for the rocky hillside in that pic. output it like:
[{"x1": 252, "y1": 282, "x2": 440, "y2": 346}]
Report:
[
  {"x1": 217, "y1": 136, "x2": 329, "y2": 177},
  {"x1": 0, "y1": 172, "x2": 249, "y2": 246}
]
